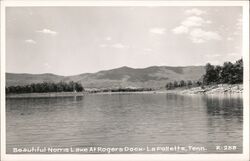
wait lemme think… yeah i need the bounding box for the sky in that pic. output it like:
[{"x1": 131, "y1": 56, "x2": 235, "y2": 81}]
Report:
[{"x1": 6, "y1": 7, "x2": 242, "y2": 76}]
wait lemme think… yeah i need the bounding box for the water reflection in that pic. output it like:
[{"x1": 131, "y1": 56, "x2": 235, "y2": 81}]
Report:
[
  {"x1": 204, "y1": 95, "x2": 243, "y2": 121},
  {"x1": 6, "y1": 93, "x2": 243, "y2": 153}
]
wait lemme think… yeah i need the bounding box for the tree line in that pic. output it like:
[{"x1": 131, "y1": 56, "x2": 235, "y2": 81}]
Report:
[
  {"x1": 165, "y1": 59, "x2": 243, "y2": 90},
  {"x1": 6, "y1": 81, "x2": 84, "y2": 94},
  {"x1": 165, "y1": 80, "x2": 202, "y2": 90},
  {"x1": 203, "y1": 58, "x2": 243, "y2": 85}
]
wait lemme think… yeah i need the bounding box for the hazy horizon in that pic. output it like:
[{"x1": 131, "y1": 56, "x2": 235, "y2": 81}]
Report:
[{"x1": 6, "y1": 7, "x2": 242, "y2": 75}]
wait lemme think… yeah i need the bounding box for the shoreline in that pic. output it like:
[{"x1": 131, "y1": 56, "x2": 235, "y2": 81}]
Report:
[{"x1": 6, "y1": 84, "x2": 243, "y2": 98}]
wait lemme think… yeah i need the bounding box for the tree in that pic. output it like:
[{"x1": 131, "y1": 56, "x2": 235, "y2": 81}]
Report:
[
  {"x1": 203, "y1": 63, "x2": 218, "y2": 85},
  {"x1": 179, "y1": 80, "x2": 186, "y2": 87},
  {"x1": 173, "y1": 81, "x2": 178, "y2": 87},
  {"x1": 201, "y1": 59, "x2": 243, "y2": 85},
  {"x1": 195, "y1": 81, "x2": 202, "y2": 86},
  {"x1": 214, "y1": 65, "x2": 222, "y2": 83},
  {"x1": 221, "y1": 62, "x2": 234, "y2": 84},
  {"x1": 75, "y1": 82, "x2": 84, "y2": 92},
  {"x1": 187, "y1": 80, "x2": 193, "y2": 86},
  {"x1": 233, "y1": 59, "x2": 243, "y2": 83},
  {"x1": 165, "y1": 82, "x2": 173, "y2": 90},
  {"x1": 6, "y1": 81, "x2": 85, "y2": 94}
]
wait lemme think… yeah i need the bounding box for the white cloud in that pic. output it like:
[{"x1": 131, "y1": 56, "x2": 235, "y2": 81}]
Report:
[
  {"x1": 150, "y1": 27, "x2": 166, "y2": 34},
  {"x1": 25, "y1": 39, "x2": 36, "y2": 44},
  {"x1": 99, "y1": 44, "x2": 107, "y2": 48},
  {"x1": 189, "y1": 28, "x2": 221, "y2": 43},
  {"x1": 111, "y1": 43, "x2": 129, "y2": 49},
  {"x1": 181, "y1": 16, "x2": 210, "y2": 27},
  {"x1": 185, "y1": 8, "x2": 206, "y2": 16},
  {"x1": 172, "y1": 16, "x2": 209, "y2": 34},
  {"x1": 106, "y1": 37, "x2": 112, "y2": 41},
  {"x1": 172, "y1": 13, "x2": 221, "y2": 43},
  {"x1": 172, "y1": 16, "x2": 211, "y2": 35},
  {"x1": 172, "y1": 25, "x2": 189, "y2": 34},
  {"x1": 144, "y1": 48, "x2": 153, "y2": 52},
  {"x1": 37, "y1": 29, "x2": 57, "y2": 35}
]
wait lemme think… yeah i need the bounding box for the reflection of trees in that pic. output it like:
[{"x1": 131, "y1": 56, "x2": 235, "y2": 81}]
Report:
[
  {"x1": 204, "y1": 95, "x2": 243, "y2": 150},
  {"x1": 204, "y1": 95, "x2": 243, "y2": 122}
]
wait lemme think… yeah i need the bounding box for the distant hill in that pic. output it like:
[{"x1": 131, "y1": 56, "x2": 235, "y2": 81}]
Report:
[
  {"x1": 6, "y1": 66, "x2": 205, "y2": 89},
  {"x1": 6, "y1": 73, "x2": 66, "y2": 87}
]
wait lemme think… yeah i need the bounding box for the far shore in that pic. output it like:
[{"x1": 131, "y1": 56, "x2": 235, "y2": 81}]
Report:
[{"x1": 6, "y1": 84, "x2": 243, "y2": 98}]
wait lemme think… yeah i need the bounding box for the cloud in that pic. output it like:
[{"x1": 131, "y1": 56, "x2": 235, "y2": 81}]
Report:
[
  {"x1": 99, "y1": 44, "x2": 107, "y2": 48},
  {"x1": 25, "y1": 39, "x2": 36, "y2": 44},
  {"x1": 172, "y1": 26, "x2": 189, "y2": 34},
  {"x1": 172, "y1": 16, "x2": 211, "y2": 35},
  {"x1": 144, "y1": 48, "x2": 153, "y2": 52},
  {"x1": 111, "y1": 43, "x2": 128, "y2": 49},
  {"x1": 37, "y1": 29, "x2": 57, "y2": 35},
  {"x1": 150, "y1": 27, "x2": 166, "y2": 34},
  {"x1": 185, "y1": 8, "x2": 206, "y2": 16},
  {"x1": 189, "y1": 28, "x2": 221, "y2": 43},
  {"x1": 106, "y1": 37, "x2": 112, "y2": 41},
  {"x1": 181, "y1": 16, "x2": 210, "y2": 27},
  {"x1": 172, "y1": 13, "x2": 221, "y2": 43}
]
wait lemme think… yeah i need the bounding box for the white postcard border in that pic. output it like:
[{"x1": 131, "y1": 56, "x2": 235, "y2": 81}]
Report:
[{"x1": 1, "y1": 1, "x2": 249, "y2": 161}]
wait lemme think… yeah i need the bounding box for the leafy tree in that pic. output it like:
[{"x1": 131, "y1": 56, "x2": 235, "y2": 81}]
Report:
[
  {"x1": 214, "y1": 65, "x2": 222, "y2": 83},
  {"x1": 173, "y1": 81, "x2": 178, "y2": 87},
  {"x1": 202, "y1": 59, "x2": 243, "y2": 85},
  {"x1": 195, "y1": 81, "x2": 202, "y2": 86},
  {"x1": 187, "y1": 80, "x2": 193, "y2": 86},
  {"x1": 233, "y1": 59, "x2": 243, "y2": 83},
  {"x1": 221, "y1": 62, "x2": 234, "y2": 83},
  {"x1": 165, "y1": 82, "x2": 173, "y2": 90},
  {"x1": 203, "y1": 63, "x2": 218, "y2": 85},
  {"x1": 165, "y1": 58, "x2": 243, "y2": 90},
  {"x1": 179, "y1": 80, "x2": 186, "y2": 87}
]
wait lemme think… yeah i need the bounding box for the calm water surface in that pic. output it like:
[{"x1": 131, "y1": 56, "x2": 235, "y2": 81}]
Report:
[{"x1": 6, "y1": 93, "x2": 243, "y2": 153}]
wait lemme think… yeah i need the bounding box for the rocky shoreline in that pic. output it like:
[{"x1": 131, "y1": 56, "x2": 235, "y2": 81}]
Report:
[{"x1": 179, "y1": 84, "x2": 243, "y2": 94}]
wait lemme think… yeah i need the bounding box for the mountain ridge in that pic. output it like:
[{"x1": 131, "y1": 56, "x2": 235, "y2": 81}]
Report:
[{"x1": 6, "y1": 65, "x2": 205, "y2": 89}]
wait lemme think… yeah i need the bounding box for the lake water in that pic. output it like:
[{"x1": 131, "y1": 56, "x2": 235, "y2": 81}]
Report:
[{"x1": 6, "y1": 93, "x2": 243, "y2": 154}]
